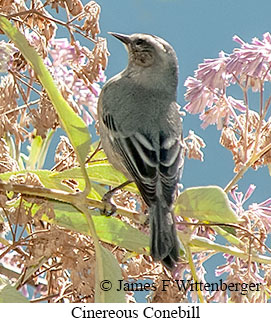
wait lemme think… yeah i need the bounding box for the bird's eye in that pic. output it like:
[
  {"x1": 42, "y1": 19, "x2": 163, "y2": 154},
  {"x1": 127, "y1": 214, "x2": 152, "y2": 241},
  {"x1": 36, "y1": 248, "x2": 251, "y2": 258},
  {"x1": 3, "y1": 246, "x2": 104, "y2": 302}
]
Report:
[{"x1": 135, "y1": 39, "x2": 144, "y2": 46}]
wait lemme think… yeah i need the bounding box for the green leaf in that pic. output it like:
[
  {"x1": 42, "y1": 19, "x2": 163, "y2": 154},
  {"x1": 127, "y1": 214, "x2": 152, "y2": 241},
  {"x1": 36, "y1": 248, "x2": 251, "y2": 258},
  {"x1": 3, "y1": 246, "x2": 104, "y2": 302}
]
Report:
[
  {"x1": 87, "y1": 164, "x2": 138, "y2": 192},
  {"x1": 54, "y1": 164, "x2": 138, "y2": 193},
  {"x1": 0, "y1": 169, "x2": 105, "y2": 201},
  {"x1": 37, "y1": 129, "x2": 55, "y2": 169},
  {"x1": 27, "y1": 135, "x2": 43, "y2": 169},
  {"x1": 0, "y1": 282, "x2": 29, "y2": 303},
  {"x1": 15, "y1": 257, "x2": 48, "y2": 288},
  {"x1": 189, "y1": 236, "x2": 271, "y2": 265},
  {"x1": 0, "y1": 161, "x2": 138, "y2": 195},
  {"x1": 51, "y1": 201, "x2": 149, "y2": 254},
  {"x1": 219, "y1": 225, "x2": 236, "y2": 235},
  {"x1": 0, "y1": 170, "x2": 73, "y2": 192},
  {"x1": 189, "y1": 236, "x2": 241, "y2": 253},
  {"x1": 174, "y1": 186, "x2": 240, "y2": 224},
  {"x1": 0, "y1": 16, "x2": 91, "y2": 167},
  {"x1": 95, "y1": 245, "x2": 126, "y2": 302},
  {"x1": 94, "y1": 215, "x2": 149, "y2": 254},
  {"x1": 213, "y1": 225, "x2": 244, "y2": 249}
]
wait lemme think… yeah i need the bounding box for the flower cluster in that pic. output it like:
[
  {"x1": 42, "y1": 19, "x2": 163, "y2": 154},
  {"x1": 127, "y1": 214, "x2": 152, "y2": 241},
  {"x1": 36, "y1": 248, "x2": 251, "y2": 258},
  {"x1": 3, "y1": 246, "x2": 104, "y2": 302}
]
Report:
[
  {"x1": 0, "y1": 0, "x2": 108, "y2": 149},
  {"x1": 209, "y1": 185, "x2": 271, "y2": 302},
  {"x1": 184, "y1": 32, "x2": 271, "y2": 122},
  {"x1": 0, "y1": 41, "x2": 17, "y2": 72},
  {"x1": 184, "y1": 130, "x2": 206, "y2": 161},
  {"x1": 46, "y1": 37, "x2": 107, "y2": 124},
  {"x1": 184, "y1": 33, "x2": 271, "y2": 172},
  {"x1": 228, "y1": 33, "x2": 271, "y2": 86}
]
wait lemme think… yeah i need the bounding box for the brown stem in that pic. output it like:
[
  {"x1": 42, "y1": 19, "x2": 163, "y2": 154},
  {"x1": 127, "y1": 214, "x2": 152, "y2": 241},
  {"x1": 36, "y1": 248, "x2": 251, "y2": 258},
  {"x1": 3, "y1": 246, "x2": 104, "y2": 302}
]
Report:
[{"x1": 224, "y1": 142, "x2": 271, "y2": 193}]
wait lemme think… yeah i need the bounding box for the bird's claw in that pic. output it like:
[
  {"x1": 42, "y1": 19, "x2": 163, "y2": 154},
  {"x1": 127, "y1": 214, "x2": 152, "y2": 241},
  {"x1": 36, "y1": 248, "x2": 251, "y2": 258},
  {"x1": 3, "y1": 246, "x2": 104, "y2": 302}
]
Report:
[{"x1": 101, "y1": 191, "x2": 117, "y2": 216}]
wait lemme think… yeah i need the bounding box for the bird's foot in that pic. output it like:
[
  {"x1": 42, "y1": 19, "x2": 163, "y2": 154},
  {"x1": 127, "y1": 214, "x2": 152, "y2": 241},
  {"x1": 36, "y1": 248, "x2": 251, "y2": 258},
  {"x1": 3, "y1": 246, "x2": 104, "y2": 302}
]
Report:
[
  {"x1": 101, "y1": 191, "x2": 117, "y2": 216},
  {"x1": 100, "y1": 180, "x2": 133, "y2": 216}
]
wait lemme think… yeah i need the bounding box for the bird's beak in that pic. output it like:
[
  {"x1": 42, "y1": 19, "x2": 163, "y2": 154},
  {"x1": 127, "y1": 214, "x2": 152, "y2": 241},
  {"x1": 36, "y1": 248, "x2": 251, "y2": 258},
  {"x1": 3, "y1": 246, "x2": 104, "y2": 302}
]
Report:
[{"x1": 108, "y1": 32, "x2": 132, "y2": 45}]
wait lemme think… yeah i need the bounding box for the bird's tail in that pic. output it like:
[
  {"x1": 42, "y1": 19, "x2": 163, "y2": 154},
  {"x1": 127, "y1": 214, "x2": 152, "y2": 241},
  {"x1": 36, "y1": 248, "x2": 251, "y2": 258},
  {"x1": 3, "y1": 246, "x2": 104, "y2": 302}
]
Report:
[{"x1": 150, "y1": 202, "x2": 180, "y2": 270}]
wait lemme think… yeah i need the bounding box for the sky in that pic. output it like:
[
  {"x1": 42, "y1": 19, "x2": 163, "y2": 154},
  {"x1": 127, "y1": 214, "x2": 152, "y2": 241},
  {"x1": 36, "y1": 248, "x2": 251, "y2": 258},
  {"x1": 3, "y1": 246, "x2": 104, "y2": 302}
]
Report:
[{"x1": 93, "y1": 0, "x2": 271, "y2": 205}]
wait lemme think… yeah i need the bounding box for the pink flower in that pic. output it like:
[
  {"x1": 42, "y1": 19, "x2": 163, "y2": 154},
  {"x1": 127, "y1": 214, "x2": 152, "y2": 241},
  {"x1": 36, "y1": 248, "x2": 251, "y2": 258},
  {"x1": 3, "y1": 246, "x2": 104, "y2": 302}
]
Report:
[
  {"x1": 184, "y1": 32, "x2": 271, "y2": 130},
  {"x1": 195, "y1": 51, "x2": 230, "y2": 90},
  {"x1": 184, "y1": 52, "x2": 230, "y2": 115},
  {"x1": 227, "y1": 32, "x2": 271, "y2": 83},
  {"x1": 183, "y1": 77, "x2": 217, "y2": 114},
  {"x1": 249, "y1": 198, "x2": 271, "y2": 232},
  {"x1": 49, "y1": 38, "x2": 85, "y2": 67},
  {"x1": 0, "y1": 41, "x2": 17, "y2": 73},
  {"x1": 229, "y1": 184, "x2": 256, "y2": 215},
  {"x1": 227, "y1": 96, "x2": 246, "y2": 112},
  {"x1": 199, "y1": 101, "x2": 231, "y2": 130},
  {"x1": 183, "y1": 51, "x2": 245, "y2": 129},
  {"x1": 215, "y1": 254, "x2": 235, "y2": 276},
  {"x1": 46, "y1": 39, "x2": 105, "y2": 124}
]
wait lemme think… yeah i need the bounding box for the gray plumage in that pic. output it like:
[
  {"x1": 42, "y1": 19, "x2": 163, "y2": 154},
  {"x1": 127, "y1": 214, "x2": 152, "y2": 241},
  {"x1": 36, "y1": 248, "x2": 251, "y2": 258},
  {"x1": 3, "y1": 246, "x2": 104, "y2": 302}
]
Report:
[{"x1": 98, "y1": 32, "x2": 184, "y2": 269}]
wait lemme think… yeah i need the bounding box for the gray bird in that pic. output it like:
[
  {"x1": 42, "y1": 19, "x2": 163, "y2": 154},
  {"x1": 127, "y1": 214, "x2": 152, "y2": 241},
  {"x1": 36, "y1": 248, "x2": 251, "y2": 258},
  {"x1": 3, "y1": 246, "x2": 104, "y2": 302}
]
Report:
[{"x1": 98, "y1": 32, "x2": 184, "y2": 269}]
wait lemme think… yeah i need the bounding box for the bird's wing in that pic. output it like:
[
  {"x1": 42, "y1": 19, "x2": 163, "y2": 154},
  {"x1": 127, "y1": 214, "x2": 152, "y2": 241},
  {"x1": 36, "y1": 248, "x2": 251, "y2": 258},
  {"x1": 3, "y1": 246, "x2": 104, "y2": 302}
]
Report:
[
  {"x1": 159, "y1": 132, "x2": 184, "y2": 206},
  {"x1": 102, "y1": 111, "x2": 183, "y2": 207}
]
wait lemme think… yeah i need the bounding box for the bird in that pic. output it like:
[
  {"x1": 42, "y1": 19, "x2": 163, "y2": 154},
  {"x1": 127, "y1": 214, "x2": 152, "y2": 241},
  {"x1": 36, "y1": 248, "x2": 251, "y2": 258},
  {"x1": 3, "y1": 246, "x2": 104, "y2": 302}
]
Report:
[{"x1": 97, "y1": 32, "x2": 184, "y2": 270}]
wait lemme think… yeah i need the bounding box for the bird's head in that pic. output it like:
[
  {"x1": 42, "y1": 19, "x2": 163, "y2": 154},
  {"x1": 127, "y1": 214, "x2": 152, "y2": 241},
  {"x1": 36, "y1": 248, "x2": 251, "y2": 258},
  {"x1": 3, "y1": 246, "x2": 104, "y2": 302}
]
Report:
[{"x1": 109, "y1": 32, "x2": 179, "y2": 90}]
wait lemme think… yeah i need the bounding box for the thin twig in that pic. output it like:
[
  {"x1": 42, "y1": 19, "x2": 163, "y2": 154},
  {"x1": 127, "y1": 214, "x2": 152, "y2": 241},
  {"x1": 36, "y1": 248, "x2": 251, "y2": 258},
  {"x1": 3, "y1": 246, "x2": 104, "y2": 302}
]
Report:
[
  {"x1": 0, "y1": 100, "x2": 39, "y2": 117},
  {"x1": 5, "y1": 9, "x2": 97, "y2": 43},
  {"x1": 0, "y1": 199, "x2": 15, "y2": 241},
  {"x1": 242, "y1": 78, "x2": 249, "y2": 161},
  {"x1": 224, "y1": 141, "x2": 271, "y2": 193},
  {"x1": 85, "y1": 141, "x2": 101, "y2": 164}
]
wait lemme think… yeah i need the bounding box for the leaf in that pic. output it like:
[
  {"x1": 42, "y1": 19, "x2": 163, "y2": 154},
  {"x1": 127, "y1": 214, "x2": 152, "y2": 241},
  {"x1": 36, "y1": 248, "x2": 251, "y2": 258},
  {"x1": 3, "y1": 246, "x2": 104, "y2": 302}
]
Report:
[
  {"x1": 0, "y1": 283, "x2": 29, "y2": 303},
  {"x1": 15, "y1": 257, "x2": 48, "y2": 288},
  {"x1": 0, "y1": 162, "x2": 138, "y2": 196},
  {"x1": 51, "y1": 201, "x2": 149, "y2": 254},
  {"x1": 219, "y1": 225, "x2": 236, "y2": 235},
  {"x1": 37, "y1": 129, "x2": 55, "y2": 169},
  {"x1": 95, "y1": 245, "x2": 126, "y2": 302},
  {"x1": 27, "y1": 135, "x2": 43, "y2": 169},
  {"x1": 0, "y1": 16, "x2": 91, "y2": 167},
  {"x1": 174, "y1": 186, "x2": 240, "y2": 224},
  {"x1": 189, "y1": 236, "x2": 271, "y2": 265},
  {"x1": 213, "y1": 225, "x2": 244, "y2": 249},
  {"x1": 54, "y1": 164, "x2": 138, "y2": 193},
  {"x1": 0, "y1": 170, "x2": 73, "y2": 192}
]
